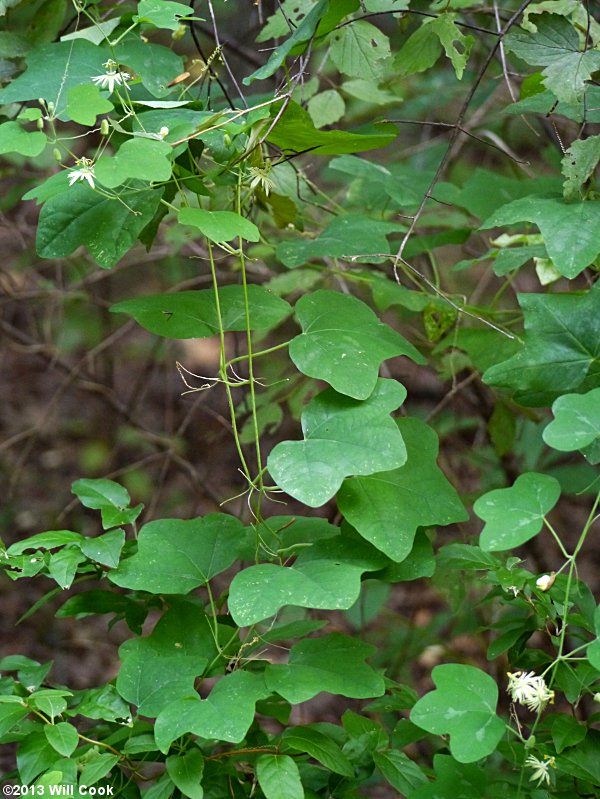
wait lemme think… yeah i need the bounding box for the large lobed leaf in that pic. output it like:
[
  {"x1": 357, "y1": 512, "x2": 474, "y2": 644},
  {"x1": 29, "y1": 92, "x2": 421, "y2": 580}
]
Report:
[
  {"x1": 267, "y1": 378, "x2": 408, "y2": 507},
  {"x1": 338, "y1": 417, "x2": 467, "y2": 561},
  {"x1": 483, "y1": 282, "x2": 600, "y2": 406},
  {"x1": 289, "y1": 290, "x2": 425, "y2": 400}
]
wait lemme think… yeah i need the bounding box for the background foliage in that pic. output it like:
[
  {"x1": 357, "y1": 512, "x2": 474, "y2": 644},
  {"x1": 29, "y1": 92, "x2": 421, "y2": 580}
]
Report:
[{"x1": 1, "y1": 0, "x2": 600, "y2": 797}]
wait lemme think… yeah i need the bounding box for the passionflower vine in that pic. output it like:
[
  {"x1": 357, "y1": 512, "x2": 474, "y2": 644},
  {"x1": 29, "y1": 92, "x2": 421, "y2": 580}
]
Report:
[
  {"x1": 507, "y1": 671, "x2": 555, "y2": 712},
  {"x1": 91, "y1": 59, "x2": 131, "y2": 94},
  {"x1": 68, "y1": 157, "x2": 95, "y2": 189}
]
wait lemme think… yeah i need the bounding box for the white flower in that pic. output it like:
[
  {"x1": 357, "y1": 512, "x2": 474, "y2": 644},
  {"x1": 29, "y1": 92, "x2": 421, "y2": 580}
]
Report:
[
  {"x1": 158, "y1": 126, "x2": 169, "y2": 139},
  {"x1": 68, "y1": 157, "x2": 95, "y2": 189},
  {"x1": 507, "y1": 671, "x2": 555, "y2": 712},
  {"x1": 91, "y1": 59, "x2": 131, "y2": 94},
  {"x1": 525, "y1": 754, "x2": 556, "y2": 786},
  {"x1": 536, "y1": 573, "x2": 555, "y2": 591}
]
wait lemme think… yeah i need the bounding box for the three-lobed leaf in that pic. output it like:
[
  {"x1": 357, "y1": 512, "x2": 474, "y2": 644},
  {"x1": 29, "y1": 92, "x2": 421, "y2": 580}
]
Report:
[
  {"x1": 289, "y1": 290, "x2": 424, "y2": 400},
  {"x1": 475, "y1": 472, "x2": 561, "y2": 552},
  {"x1": 410, "y1": 664, "x2": 505, "y2": 763},
  {"x1": 109, "y1": 514, "x2": 248, "y2": 593},
  {"x1": 483, "y1": 283, "x2": 600, "y2": 406},
  {"x1": 338, "y1": 417, "x2": 467, "y2": 561},
  {"x1": 267, "y1": 379, "x2": 408, "y2": 507}
]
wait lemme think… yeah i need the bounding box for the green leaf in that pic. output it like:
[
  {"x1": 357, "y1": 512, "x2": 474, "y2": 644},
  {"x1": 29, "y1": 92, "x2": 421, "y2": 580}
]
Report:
[
  {"x1": 108, "y1": 514, "x2": 247, "y2": 593},
  {"x1": 410, "y1": 664, "x2": 505, "y2": 763},
  {"x1": 289, "y1": 291, "x2": 424, "y2": 400},
  {"x1": 543, "y1": 388, "x2": 600, "y2": 453},
  {"x1": 0, "y1": 121, "x2": 46, "y2": 156},
  {"x1": 267, "y1": 379, "x2": 408, "y2": 507},
  {"x1": 73, "y1": 684, "x2": 131, "y2": 723},
  {"x1": 408, "y1": 754, "x2": 487, "y2": 799},
  {"x1": 178, "y1": 207, "x2": 260, "y2": 243},
  {"x1": 329, "y1": 20, "x2": 391, "y2": 79},
  {"x1": 80, "y1": 529, "x2": 125, "y2": 568},
  {"x1": 66, "y1": 84, "x2": 113, "y2": 126},
  {"x1": 166, "y1": 748, "x2": 204, "y2": 799},
  {"x1": 338, "y1": 417, "x2": 467, "y2": 561},
  {"x1": 506, "y1": 15, "x2": 600, "y2": 105},
  {"x1": 7, "y1": 530, "x2": 82, "y2": 555},
  {"x1": 0, "y1": 702, "x2": 29, "y2": 737},
  {"x1": 481, "y1": 196, "x2": 600, "y2": 278},
  {"x1": 135, "y1": 0, "x2": 197, "y2": 31},
  {"x1": 16, "y1": 732, "x2": 57, "y2": 784},
  {"x1": 256, "y1": 754, "x2": 303, "y2": 799},
  {"x1": 245, "y1": 0, "x2": 328, "y2": 84},
  {"x1": 95, "y1": 138, "x2": 172, "y2": 188},
  {"x1": 483, "y1": 283, "x2": 600, "y2": 406},
  {"x1": 61, "y1": 18, "x2": 121, "y2": 45},
  {"x1": 0, "y1": 40, "x2": 106, "y2": 119},
  {"x1": 430, "y1": 13, "x2": 474, "y2": 79},
  {"x1": 48, "y1": 548, "x2": 85, "y2": 589},
  {"x1": 116, "y1": 601, "x2": 214, "y2": 716},
  {"x1": 265, "y1": 633, "x2": 385, "y2": 703},
  {"x1": 586, "y1": 604, "x2": 600, "y2": 670},
  {"x1": 37, "y1": 184, "x2": 163, "y2": 269},
  {"x1": 228, "y1": 535, "x2": 386, "y2": 625},
  {"x1": 282, "y1": 726, "x2": 354, "y2": 777},
  {"x1": 394, "y1": 19, "x2": 442, "y2": 77},
  {"x1": 266, "y1": 100, "x2": 397, "y2": 155},
  {"x1": 555, "y1": 730, "x2": 600, "y2": 786},
  {"x1": 307, "y1": 89, "x2": 345, "y2": 128},
  {"x1": 562, "y1": 135, "x2": 600, "y2": 200},
  {"x1": 115, "y1": 38, "x2": 184, "y2": 98},
  {"x1": 551, "y1": 714, "x2": 587, "y2": 753},
  {"x1": 373, "y1": 750, "x2": 427, "y2": 795},
  {"x1": 44, "y1": 722, "x2": 79, "y2": 757},
  {"x1": 154, "y1": 671, "x2": 270, "y2": 752},
  {"x1": 394, "y1": 13, "x2": 473, "y2": 79},
  {"x1": 475, "y1": 473, "x2": 561, "y2": 552},
  {"x1": 276, "y1": 215, "x2": 404, "y2": 268},
  {"x1": 257, "y1": 0, "x2": 316, "y2": 41},
  {"x1": 112, "y1": 285, "x2": 291, "y2": 338},
  {"x1": 72, "y1": 478, "x2": 142, "y2": 529},
  {"x1": 79, "y1": 752, "x2": 120, "y2": 786}
]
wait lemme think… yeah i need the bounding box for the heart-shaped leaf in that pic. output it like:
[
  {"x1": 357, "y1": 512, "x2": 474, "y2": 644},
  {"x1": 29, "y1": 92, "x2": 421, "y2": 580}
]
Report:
[
  {"x1": 338, "y1": 417, "x2": 467, "y2": 561},
  {"x1": 267, "y1": 378, "x2": 407, "y2": 507},
  {"x1": 289, "y1": 290, "x2": 424, "y2": 400},
  {"x1": 411, "y1": 664, "x2": 505, "y2": 763},
  {"x1": 475, "y1": 473, "x2": 561, "y2": 552},
  {"x1": 108, "y1": 514, "x2": 248, "y2": 593}
]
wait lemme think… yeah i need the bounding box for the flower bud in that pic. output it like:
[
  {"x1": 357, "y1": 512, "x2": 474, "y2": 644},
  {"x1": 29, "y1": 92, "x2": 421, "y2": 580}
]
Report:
[
  {"x1": 172, "y1": 24, "x2": 186, "y2": 41},
  {"x1": 223, "y1": 133, "x2": 232, "y2": 146},
  {"x1": 159, "y1": 126, "x2": 169, "y2": 139},
  {"x1": 536, "y1": 573, "x2": 555, "y2": 592},
  {"x1": 53, "y1": 148, "x2": 62, "y2": 162},
  {"x1": 36, "y1": 117, "x2": 44, "y2": 130},
  {"x1": 100, "y1": 118, "x2": 109, "y2": 137}
]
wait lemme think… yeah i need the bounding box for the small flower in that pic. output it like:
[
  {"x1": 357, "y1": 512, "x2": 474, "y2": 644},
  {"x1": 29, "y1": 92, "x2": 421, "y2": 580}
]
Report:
[
  {"x1": 525, "y1": 754, "x2": 556, "y2": 787},
  {"x1": 91, "y1": 59, "x2": 131, "y2": 94},
  {"x1": 247, "y1": 165, "x2": 275, "y2": 196},
  {"x1": 158, "y1": 126, "x2": 170, "y2": 139},
  {"x1": 507, "y1": 671, "x2": 555, "y2": 712},
  {"x1": 536, "y1": 573, "x2": 555, "y2": 591},
  {"x1": 68, "y1": 157, "x2": 95, "y2": 189}
]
